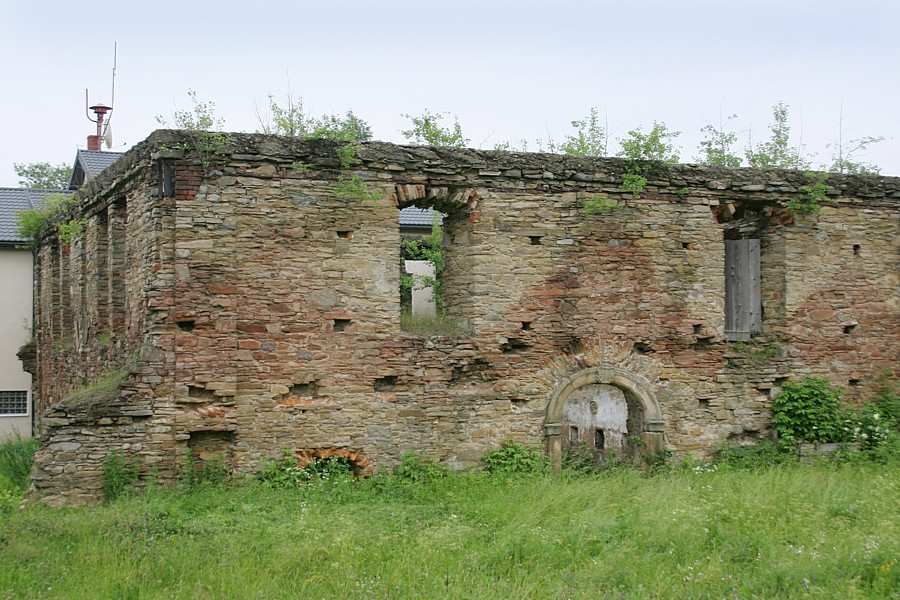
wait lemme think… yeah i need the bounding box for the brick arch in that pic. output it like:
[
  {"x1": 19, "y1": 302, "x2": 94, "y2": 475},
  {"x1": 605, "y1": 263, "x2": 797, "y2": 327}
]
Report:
[
  {"x1": 294, "y1": 448, "x2": 374, "y2": 477},
  {"x1": 394, "y1": 184, "x2": 479, "y2": 217},
  {"x1": 544, "y1": 365, "x2": 665, "y2": 470}
]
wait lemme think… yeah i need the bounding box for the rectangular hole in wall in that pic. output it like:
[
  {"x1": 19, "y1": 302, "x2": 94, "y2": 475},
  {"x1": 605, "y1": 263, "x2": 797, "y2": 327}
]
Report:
[
  {"x1": 698, "y1": 398, "x2": 711, "y2": 409},
  {"x1": 529, "y1": 236, "x2": 543, "y2": 246},
  {"x1": 187, "y1": 430, "x2": 234, "y2": 463},
  {"x1": 333, "y1": 318, "x2": 352, "y2": 332},
  {"x1": 501, "y1": 338, "x2": 531, "y2": 354},
  {"x1": 569, "y1": 426, "x2": 579, "y2": 444},
  {"x1": 374, "y1": 375, "x2": 397, "y2": 391},
  {"x1": 844, "y1": 324, "x2": 856, "y2": 335},
  {"x1": 849, "y1": 379, "x2": 860, "y2": 387},
  {"x1": 594, "y1": 428, "x2": 605, "y2": 449},
  {"x1": 682, "y1": 242, "x2": 692, "y2": 250},
  {"x1": 853, "y1": 244, "x2": 860, "y2": 256},
  {"x1": 290, "y1": 382, "x2": 318, "y2": 397},
  {"x1": 177, "y1": 320, "x2": 196, "y2": 332},
  {"x1": 188, "y1": 386, "x2": 216, "y2": 401},
  {"x1": 521, "y1": 321, "x2": 532, "y2": 331},
  {"x1": 337, "y1": 230, "x2": 353, "y2": 239}
]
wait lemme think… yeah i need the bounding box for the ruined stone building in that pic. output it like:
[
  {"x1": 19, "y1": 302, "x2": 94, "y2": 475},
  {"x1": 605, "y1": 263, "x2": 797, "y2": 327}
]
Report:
[{"x1": 24, "y1": 130, "x2": 900, "y2": 502}]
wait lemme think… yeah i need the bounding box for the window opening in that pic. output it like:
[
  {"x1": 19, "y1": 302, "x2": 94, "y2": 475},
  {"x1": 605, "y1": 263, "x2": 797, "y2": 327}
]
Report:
[{"x1": 400, "y1": 210, "x2": 444, "y2": 328}]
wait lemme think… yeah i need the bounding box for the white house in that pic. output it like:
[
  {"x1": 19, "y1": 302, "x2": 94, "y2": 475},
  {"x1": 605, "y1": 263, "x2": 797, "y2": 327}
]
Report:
[{"x1": 0, "y1": 188, "x2": 69, "y2": 438}]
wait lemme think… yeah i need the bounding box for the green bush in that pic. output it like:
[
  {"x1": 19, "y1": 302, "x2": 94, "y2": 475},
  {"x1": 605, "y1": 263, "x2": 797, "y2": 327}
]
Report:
[
  {"x1": 257, "y1": 450, "x2": 310, "y2": 488},
  {"x1": 393, "y1": 450, "x2": 449, "y2": 483},
  {"x1": 854, "y1": 405, "x2": 895, "y2": 449},
  {"x1": 772, "y1": 377, "x2": 852, "y2": 445},
  {"x1": 178, "y1": 449, "x2": 232, "y2": 490},
  {"x1": 256, "y1": 451, "x2": 353, "y2": 489},
  {"x1": 103, "y1": 448, "x2": 140, "y2": 501},
  {"x1": 875, "y1": 370, "x2": 900, "y2": 428},
  {"x1": 0, "y1": 432, "x2": 39, "y2": 491},
  {"x1": 482, "y1": 439, "x2": 547, "y2": 477}
]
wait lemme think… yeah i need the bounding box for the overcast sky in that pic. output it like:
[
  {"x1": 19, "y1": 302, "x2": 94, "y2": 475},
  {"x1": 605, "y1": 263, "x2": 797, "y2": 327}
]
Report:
[{"x1": 1, "y1": 0, "x2": 898, "y2": 187}]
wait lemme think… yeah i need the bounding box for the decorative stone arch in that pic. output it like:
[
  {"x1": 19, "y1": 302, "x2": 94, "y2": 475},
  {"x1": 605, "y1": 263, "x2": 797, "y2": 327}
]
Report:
[{"x1": 544, "y1": 364, "x2": 665, "y2": 470}]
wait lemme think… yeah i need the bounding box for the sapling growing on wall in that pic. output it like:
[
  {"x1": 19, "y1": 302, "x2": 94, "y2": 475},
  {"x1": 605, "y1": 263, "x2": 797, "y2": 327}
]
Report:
[
  {"x1": 696, "y1": 112, "x2": 742, "y2": 167},
  {"x1": 156, "y1": 90, "x2": 229, "y2": 174},
  {"x1": 401, "y1": 110, "x2": 469, "y2": 148},
  {"x1": 617, "y1": 121, "x2": 681, "y2": 195},
  {"x1": 559, "y1": 107, "x2": 609, "y2": 157},
  {"x1": 14, "y1": 192, "x2": 81, "y2": 247},
  {"x1": 745, "y1": 102, "x2": 811, "y2": 170}
]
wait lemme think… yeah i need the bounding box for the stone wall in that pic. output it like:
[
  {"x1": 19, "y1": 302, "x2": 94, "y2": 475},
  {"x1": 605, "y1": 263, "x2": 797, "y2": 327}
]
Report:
[{"x1": 26, "y1": 130, "x2": 900, "y2": 503}]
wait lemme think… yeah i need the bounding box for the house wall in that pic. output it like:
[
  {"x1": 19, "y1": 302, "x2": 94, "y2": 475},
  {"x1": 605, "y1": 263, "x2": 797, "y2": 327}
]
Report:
[
  {"x1": 25, "y1": 131, "x2": 900, "y2": 503},
  {"x1": 0, "y1": 248, "x2": 33, "y2": 439}
]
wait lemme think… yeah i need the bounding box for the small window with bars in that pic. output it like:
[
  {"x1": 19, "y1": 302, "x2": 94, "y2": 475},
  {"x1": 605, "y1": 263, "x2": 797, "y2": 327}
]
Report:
[{"x1": 0, "y1": 391, "x2": 28, "y2": 415}]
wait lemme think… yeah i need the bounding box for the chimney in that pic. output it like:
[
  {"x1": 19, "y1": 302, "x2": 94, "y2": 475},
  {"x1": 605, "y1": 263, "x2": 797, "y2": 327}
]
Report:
[{"x1": 88, "y1": 103, "x2": 112, "y2": 151}]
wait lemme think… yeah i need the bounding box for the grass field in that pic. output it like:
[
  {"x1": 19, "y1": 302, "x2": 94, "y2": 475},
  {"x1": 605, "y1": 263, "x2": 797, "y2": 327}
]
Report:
[{"x1": 2, "y1": 455, "x2": 898, "y2": 599}]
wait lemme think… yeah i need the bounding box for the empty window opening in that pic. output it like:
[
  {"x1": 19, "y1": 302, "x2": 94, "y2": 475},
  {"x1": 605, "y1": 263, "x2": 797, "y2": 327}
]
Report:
[
  {"x1": 177, "y1": 320, "x2": 196, "y2": 332},
  {"x1": 501, "y1": 338, "x2": 531, "y2": 354},
  {"x1": 400, "y1": 211, "x2": 444, "y2": 324},
  {"x1": 844, "y1": 324, "x2": 856, "y2": 335},
  {"x1": 853, "y1": 244, "x2": 860, "y2": 256},
  {"x1": 333, "y1": 318, "x2": 352, "y2": 332},
  {"x1": 530, "y1": 236, "x2": 543, "y2": 246},
  {"x1": 698, "y1": 398, "x2": 711, "y2": 409},
  {"x1": 337, "y1": 230, "x2": 353, "y2": 239},
  {"x1": 374, "y1": 375, "x2": 398, "y2": 391},
  {"x1": 693, "y1": 324, "x2": 703, "y2": 335},
  {"x1": 188, "y1": 386, "x2": 216, "y2": 401},
  {"x1": 634, "y1": 342, "x2": 652, "y2": 355},
  {"x1": 186, "y1": 430, "x2": 234, "y2": 465},
  {"x1": 594, "y1": 428, "x2": 605, "y2": 449},
  {"x1": 450, "y1": 359, "x2": 489, "y2": 382},
  {"x1": 290, "y1": 382, "x2": 318, "y2": 397}
]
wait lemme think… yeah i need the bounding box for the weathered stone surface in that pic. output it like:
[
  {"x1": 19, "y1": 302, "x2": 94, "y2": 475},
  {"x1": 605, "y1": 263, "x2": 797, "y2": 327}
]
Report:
[{"x1": 25, "y1": 130, "x2": 900, "y2": 503}]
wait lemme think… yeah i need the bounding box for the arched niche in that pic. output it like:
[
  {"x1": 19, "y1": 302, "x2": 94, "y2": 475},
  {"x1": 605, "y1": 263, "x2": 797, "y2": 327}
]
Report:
[{"x1": 544, "y1": 364, "x2": 665, "y2": 470}]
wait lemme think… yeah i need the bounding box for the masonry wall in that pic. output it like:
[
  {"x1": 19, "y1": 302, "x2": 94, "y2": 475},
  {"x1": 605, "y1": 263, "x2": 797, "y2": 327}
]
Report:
[{"x1": 27, "y1": 131, "x2": 900, "y2": 503}]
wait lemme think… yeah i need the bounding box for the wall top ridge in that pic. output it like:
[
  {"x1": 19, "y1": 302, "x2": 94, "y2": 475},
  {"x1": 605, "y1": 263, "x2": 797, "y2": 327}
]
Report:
[{"x1": 69, "y1": 130, "x2": 900, "y2": 211}]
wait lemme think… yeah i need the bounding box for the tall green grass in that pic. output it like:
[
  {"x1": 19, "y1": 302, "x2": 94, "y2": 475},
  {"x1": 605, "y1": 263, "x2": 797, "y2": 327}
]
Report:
[
  {"x1": 1, "y1": 461, "x2": 898, "y2": 599},
  {"x1": 0, "y1": 432, "x2": 39, "y2": 491}
]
